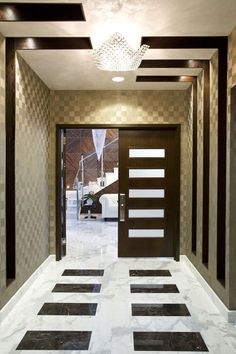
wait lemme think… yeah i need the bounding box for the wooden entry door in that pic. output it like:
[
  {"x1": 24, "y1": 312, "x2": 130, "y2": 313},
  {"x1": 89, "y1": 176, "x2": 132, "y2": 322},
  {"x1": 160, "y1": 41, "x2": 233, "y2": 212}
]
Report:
[{"x1": 118, "y1": 127, "x2": 180, "y2": 259}]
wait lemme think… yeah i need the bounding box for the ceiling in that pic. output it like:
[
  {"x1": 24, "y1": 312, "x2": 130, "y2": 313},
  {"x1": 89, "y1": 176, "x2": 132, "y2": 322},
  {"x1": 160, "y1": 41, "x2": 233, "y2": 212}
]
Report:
[{"x1": 0, "y1": 0, "x2": 236, "y2": 90}]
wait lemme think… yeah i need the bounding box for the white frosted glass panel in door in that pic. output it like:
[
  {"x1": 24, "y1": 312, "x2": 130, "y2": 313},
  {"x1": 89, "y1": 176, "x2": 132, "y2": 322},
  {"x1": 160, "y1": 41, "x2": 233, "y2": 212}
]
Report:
[
  {"x1": 128, "y1": 209, "x2": 164, "y2": 218},
  {"x1": 129, "y1": 189, "x2": 165, "y2": 198},
  {"x1": 129, "y1": 229, "x2": 164, "y2": 238},
  {"x1": 129, "y1": 149, "x2": 165, "y2": 158},
  {"x1": 129, "y1": 169, "x2": 165, "y2": 178}
]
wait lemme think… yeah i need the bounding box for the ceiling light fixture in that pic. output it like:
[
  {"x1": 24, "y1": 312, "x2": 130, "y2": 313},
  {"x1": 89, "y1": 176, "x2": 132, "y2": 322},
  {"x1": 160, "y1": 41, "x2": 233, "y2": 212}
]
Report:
[
  {"x1": 112, "y1": 76, "x2": 124, "y2": 82},
  {"x1": 93, "y1": 32, "x2": 149, "y2": 71}
]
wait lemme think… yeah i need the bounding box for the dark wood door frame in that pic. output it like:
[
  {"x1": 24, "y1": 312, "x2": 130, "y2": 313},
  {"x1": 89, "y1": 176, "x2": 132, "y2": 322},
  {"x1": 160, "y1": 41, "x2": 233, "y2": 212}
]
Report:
[
  {"x1": 56, "y1": 128, "x2": 67, "y2": 261},
  {"x1": 55, "y1": 124, "x2": 181, "y2": 261}
]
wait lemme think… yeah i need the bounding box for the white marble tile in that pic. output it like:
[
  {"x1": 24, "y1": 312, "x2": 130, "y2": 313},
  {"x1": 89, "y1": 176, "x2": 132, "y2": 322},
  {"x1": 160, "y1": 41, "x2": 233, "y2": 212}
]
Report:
[{"x1": 0, "y1": 218, "x2": 236, "y2": 353}]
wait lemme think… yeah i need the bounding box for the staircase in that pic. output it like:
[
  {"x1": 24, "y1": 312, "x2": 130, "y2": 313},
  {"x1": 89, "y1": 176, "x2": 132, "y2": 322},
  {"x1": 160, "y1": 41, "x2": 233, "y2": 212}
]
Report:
[
  {"x1": 66, "y1": 166, "x2": 118, "y2": 219},
  {"x1": 67, "y1": 136, "x2": 119, "y2": 219},
  {"x1": 83, "y1": 166, "x2": 118, "y2": 195}
]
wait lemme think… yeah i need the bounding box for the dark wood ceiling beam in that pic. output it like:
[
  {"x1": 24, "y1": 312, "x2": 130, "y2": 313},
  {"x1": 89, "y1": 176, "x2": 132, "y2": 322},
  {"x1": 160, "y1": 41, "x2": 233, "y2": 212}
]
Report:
[
  {"x1": 0, "y1": 3, "x2": 86, "y2": 22},
  {"x1": 141, "y1": 36, "x2": 227, "y2": 49},
  {"x1": 140, "y1": 59, "x2": 207, "y2": 69},
  {"x1": 14, "y1": 37, "x2": 93, "y2": 50},
  {"x1": 136, "y1": 75, "x2": 195, "y2": 82}
]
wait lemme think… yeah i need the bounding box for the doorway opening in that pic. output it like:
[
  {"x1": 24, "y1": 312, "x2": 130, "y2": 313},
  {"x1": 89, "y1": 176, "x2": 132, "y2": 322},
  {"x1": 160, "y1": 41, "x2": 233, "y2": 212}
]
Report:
[
  {"x1": 56, "y1": 125, "x2": 180, "y2": 261},
  {"x1": 65, "y1": 128, "x2": 119, "y2": 257}
]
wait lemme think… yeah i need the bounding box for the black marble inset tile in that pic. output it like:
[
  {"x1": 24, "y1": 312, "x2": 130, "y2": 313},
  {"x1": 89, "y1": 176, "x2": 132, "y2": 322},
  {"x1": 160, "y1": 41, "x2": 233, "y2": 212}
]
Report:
[
  {"x1": 52, "y1": 283, "x2": 101, "y2": 293},
  {"x1": 38, "y1": 303, "x2": 97, "y2": 316},
  {"x1": 16, "y1": 331, "x2": 91, "y2": 350},
  {"x1": 62, "y1": 269, "x2": 104, "y2": 276},
  {"x1": 131, "y1": 284, "x2": 179, "y2": 293},
  {"x1": 133, "y1": 332, "x2": 208, "y2": 351},
  {"x1": 130, "y1": 269, "x2": 171, "y2": 277},
  {"x1": 132, "y1": 303, "x2": 190, "y2": 316}
]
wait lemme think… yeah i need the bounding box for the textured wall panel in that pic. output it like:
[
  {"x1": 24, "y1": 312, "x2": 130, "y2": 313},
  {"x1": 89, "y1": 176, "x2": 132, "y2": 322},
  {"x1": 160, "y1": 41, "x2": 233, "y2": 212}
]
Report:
[
  {"x1": 0, "y1": 53, "x2": 50, "y2": 309},
  {"x1": 49, "y1": 90, "x2": 192, "y2": 254}
]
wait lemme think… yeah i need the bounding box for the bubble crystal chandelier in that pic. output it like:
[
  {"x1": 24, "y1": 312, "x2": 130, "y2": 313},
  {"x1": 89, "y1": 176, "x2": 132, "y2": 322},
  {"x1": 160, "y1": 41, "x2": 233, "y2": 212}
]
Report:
[{"x1": 93, "y1": 32, "x2": 149, "y2": 71}]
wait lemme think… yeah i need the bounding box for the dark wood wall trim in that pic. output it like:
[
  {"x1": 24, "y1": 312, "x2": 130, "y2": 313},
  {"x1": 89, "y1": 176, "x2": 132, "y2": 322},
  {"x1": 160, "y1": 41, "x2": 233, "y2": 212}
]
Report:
[
  {"x1": 173, "y1": 125, "x2": 181, "y2": 261},
  {"x1": 202, "y1": 62, "x2": 210, "y2": 265},
  {"x1": 217, "y1": 39, "x2": 228, "y2": 284},
  {"x1": 56, "y1": 126, "x2": 62, "y2": 261},
  {"x1": 0, "y1": 3, "x2": 86, "y2": 22},
  {"x1": 192, "y1": 77, "x2": 198, "y2": 255},
  {"x1": 5, "y1": 37, "x2": 16, "y2": 282}
]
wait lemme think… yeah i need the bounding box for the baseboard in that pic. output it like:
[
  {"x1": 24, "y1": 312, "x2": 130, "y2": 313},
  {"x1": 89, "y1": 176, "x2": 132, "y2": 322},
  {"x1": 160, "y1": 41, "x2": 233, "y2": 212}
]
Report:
[
  {"x1": 0, "y1": 255, "x2": 55, "y2": 323},
  {"x1": 180, "y1": 255, "x2": 236, "y2": 323}
]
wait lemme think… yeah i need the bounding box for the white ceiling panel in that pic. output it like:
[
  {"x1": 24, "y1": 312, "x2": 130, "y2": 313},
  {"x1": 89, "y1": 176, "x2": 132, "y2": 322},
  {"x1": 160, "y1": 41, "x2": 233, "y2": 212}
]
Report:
[
  {"x1": 19, "y1": 50, "x2": 194, "y2": 90},
  {"x1": 1, "y1": 0, "x2": 235, "y2": 90}
]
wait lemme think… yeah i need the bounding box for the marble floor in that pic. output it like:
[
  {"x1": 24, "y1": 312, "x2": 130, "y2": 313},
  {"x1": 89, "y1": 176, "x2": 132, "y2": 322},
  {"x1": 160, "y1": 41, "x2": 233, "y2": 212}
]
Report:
[{"x1": 1, "y1": 217, "x2": 236, "y2": 353}]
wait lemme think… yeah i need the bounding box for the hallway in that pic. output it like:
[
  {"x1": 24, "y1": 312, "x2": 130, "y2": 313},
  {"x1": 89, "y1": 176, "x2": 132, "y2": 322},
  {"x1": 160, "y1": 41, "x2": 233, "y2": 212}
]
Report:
[{"x1": 1, "y1": 220, "x2": 236, "y2": 353}]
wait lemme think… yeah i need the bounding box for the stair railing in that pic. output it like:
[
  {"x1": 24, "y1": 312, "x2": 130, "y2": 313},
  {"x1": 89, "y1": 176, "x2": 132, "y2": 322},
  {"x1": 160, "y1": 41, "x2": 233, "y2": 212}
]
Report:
[{"x1": 73, "y1": 137, "x2": 118, "y2": 218}]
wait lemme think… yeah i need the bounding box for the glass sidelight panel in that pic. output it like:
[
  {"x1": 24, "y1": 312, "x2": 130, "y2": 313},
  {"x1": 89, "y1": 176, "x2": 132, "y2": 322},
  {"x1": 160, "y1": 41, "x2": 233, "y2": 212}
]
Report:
[
  {"x1": 129, "y1": 189, "x2": 165, "y2": 198},
  {"x1": 129, "y1": 169, "x2": 165, "y2": 178},
  {"x1": 129, "y1": 209, "x2": 164, "y2": 218},
  {"x1": 129, "y1": 148, "x2": 165, "y2": 158},
  {"x1": 129, "y1": 229, "x2": 164, "y2": 238}
]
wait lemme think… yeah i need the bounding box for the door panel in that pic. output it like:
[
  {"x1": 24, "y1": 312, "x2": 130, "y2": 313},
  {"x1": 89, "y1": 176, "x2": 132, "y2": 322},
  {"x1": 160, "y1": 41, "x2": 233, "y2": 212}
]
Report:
[{"x1": 118, "y1": 128, "x2": 180, "y2": 258}]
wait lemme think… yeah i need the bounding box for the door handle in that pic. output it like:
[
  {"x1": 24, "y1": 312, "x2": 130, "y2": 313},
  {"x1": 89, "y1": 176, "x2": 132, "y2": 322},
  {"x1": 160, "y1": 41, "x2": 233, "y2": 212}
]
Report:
[{"x1": 120, "y1": 193, "x2": 125, "y2": 222}]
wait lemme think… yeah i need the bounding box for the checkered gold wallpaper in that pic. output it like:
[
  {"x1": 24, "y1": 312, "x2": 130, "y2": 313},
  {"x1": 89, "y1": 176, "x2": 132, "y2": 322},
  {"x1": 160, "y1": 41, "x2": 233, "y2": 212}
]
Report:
[
  {"x1": 0, "y1": 48, "x2": 50, "y2": 309},
  {"x1": 49, "y1": 89, "x2": 192, "y2": 254}
]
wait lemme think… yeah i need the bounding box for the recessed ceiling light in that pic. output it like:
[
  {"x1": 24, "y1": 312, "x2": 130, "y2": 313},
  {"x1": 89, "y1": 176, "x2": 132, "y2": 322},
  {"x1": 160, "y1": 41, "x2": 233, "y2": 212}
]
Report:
[{"x1": 112, "y1": 76, "x2": 125, "y2": 82}]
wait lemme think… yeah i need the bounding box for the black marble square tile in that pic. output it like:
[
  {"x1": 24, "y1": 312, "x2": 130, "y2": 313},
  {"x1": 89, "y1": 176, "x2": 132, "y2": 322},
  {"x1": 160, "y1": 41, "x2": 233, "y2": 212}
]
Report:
[
  {"x1": 38, "y1": 303, "x2": 97, "y2": 316},
  {"x1": 52, "y1": 283, "x2": 101, "y2": 293},
  {"x1": 132, "y1": 303, "x2": 190, "y2": 316},
  {"x1": 62, "y1": 269, "x2": 104, "y2": 276},
  {"x1": 16, "y1": 331, "x2": 91, "y2": 350},
  {"x1": 133, "y1": 332, "x2": 208, "y2": 351},
  {"x1": 130, "y1": 284, "x2": 179, "y2": 293},
  {"x1": 130, "y1": 269, "x2": 171, "y2": 277}
]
